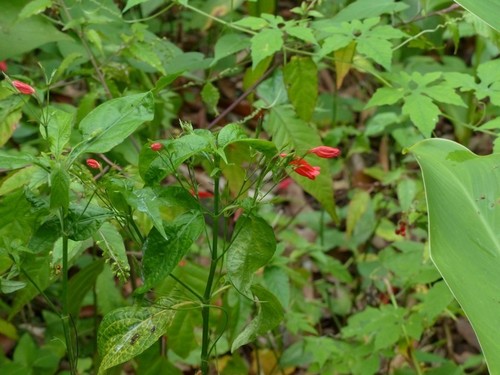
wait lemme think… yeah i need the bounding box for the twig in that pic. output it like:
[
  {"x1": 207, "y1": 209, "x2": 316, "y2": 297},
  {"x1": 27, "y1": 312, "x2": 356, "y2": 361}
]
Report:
[{"x1": 207, "y1": 63, "x2": 277, "y2": 129}]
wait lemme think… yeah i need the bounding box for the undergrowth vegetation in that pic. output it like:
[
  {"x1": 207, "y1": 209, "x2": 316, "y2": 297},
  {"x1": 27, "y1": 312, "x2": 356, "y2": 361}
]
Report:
[{"x1": 0, "y1": 0, "x2": 499, "y2": 374}]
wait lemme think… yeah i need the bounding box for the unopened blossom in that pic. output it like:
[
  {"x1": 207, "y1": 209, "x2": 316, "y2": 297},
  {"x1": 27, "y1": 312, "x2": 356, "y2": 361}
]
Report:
[
  {"x1": 289, "y1": 158, "x2": 321, "y2": 180},
  {"x1": 308, "y1": 146, "x2": 341, "y2": 158},
  {"x1": 150, "y1": 142, "x2": 162, "y2": 151},
  {"x1": 12, "y1": 80, "x2": 35, "y2": 95},
  {"x1": 0, "y1": 61, "x2": 7, "y2": 72},
  {"x1": 190, "y1": 189, "x2": 214, "y2": 198},
  {"x1": 86, "y1": 158, "x2": 101, "y2": 169}
]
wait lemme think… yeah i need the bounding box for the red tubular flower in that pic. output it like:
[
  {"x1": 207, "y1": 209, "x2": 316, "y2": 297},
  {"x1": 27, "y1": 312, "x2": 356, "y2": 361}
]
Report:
[
  {"x1": 12, "y1": 80, "x2": 35, "y2": 95},
  {"x1": 0, "y1": 61, "x2": 7, "y2": 72},
  {"x1": 86, "y1": 158, "x2": 101, "y2": 169},
  {"x1": 190, "y1": 189, "x2": 214, "y2": 199},
  {"x1": 308, "y1": 146, "x2": 341, "y2": 158},
  {"x1": 150, "y1": 142, "x2": 162, "y2": 151},
  {"x1": 289, "y1": 158, "x2": 321, "y2": 180}
]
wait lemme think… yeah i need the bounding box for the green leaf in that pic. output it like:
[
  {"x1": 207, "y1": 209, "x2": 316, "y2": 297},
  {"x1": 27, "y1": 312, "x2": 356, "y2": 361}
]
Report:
[
  {"x1": 127, "y1": 187, "x2": 169, "y2": 239},
  {"x1": 49, "y1": 165, "x2": 70, "y2": 213},
  {"x1": 139, "y1": 131, "x2": 213, "y2": 185},
  {"x1": 201, "y1": 82, "x2": 220, "y2": 114},
  {"x1": 331, "y1": 0, "x2": 408, "y2": 22},
  {"x1": 0, "y1": 95, "x2": 23, "y2": 147},
  {"x1": 453, "y1": 0, "x2": 500, "y2": 31},
  {"x1": 227, "y1": 215, "x2": 276, "y2": 297},
  {"x1": 334, "y1": 41, "x2": 356, "y2": 89},
  {"x1": 67, "y1": 204, "x2": 112, "y2": 241},
  {"x1": 410, "y1": 139, "x2": 500, "y2": 374},
  {"x1": 232, "y1": 16, "x2": 268, "y2": 31},
  {"x1": 97, "y1": 305, "x2": 176, "y2": 374},
  {"x1": 0, "y1": 151, "x2": 32, "y2": 169},
  {"x1": 264, "y1": 105, "x2": 338, "y2": 221},
  {"x1": 0, "y1": 0, "x2": 71, "y2": 60},
  {"x1": 212, "y1": 33, "x2": 251, "y2": 64},
  {"x1": 346, "y1": 189, "x2": 370, "y2": 238},
  {"x1": 231, "y1": 284, "x2": 284, "y2": 352},
  {"x1": 47, "y1": 109, "x2": 73, "y2": 156},
  {"x1": 251, "y1": 28, "x2": 283, "y2": 68},
  {"x1": 71, "y1": 92, "x2": 154, "y2": 159},
  {"x1": 123, "y1": 0, "x2": 148, "y2": 13},
  {"x1": 402, "y1": 94, "x2": 440, "y2": 137},
  {"x1": 167, "y1": 309, "x2": 198, "y2": 358},
  {"x1": 19, "y1": 0, "x2": 53, "y2": 19},
  {"x1": 138, "y1": 211, "x2": 205, "y2": 293},
  {"x1": 94, "y1": 222, "x2": 130, "y2": 280},
  {"x1": 285, "y1": 26, "x2": 317, "y2": 45},
  {"x1": 217, "y1": 123, "x2": 248, "y2": 149},
  {"x1": 365, "y1": 87, "x2": 405, "y2": 108},
  {"x1": 67, "y1": 259, "x2": 105, "y2": 317},
  {"x1": 283, "y1": 56, "x2": 318, "y2": 121},
  {"x1": 0, "y1": 166, "x2": 37, "y2": 196}
]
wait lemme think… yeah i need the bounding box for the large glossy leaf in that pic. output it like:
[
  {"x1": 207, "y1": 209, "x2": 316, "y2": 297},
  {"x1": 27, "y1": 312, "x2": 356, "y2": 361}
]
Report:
[
  {"x1": 453, "y1": 0, "x2": 500, "y2": 31},
  {"x1": 97, "y1": 305, "x2": 175, "y2": 374},
  {"x1": 70, "y1": 92, "x2": 154, "y2": 160},
  {"x1": 410, "y1": 138, "x2": 500, "y2": 373},
  {"x1": 227, "y1": 215, "x2": 276, "y2": 297}
]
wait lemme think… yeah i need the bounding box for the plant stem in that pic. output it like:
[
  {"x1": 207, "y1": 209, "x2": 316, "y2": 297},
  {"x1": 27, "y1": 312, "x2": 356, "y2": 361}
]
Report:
[
  {"x1": 200, "y1": 156, "x2": 221, "y2": 374},
  {"x1": 61, "y1": 232, "x2": 78, "y2": 374}
]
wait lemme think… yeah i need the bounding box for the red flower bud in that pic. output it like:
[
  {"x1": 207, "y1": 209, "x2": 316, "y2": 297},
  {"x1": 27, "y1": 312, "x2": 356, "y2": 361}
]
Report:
[
  {"x1": 86, "y1": 158, "x2": 101, "y2": 169},
  {"x1": 150, "y1": 142, "x2": 162, "y2": 151},
  {"x1": 190, "y1": 189, "x2": 214, "y2": 199},
  {"x1": 12, "y1": 80, "x2": 35, "y2": 95},
  {"x1": 308, "y1": 146, "x2": 341, "y2": 158},
  {"x1": 0, "y1": 61, "x2": 7, "y2": 72}
]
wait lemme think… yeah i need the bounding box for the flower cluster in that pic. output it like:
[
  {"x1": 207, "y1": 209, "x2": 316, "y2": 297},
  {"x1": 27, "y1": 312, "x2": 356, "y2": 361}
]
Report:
[{"x1": 282, "y1": 146, "x2": 341, "y2": 180}]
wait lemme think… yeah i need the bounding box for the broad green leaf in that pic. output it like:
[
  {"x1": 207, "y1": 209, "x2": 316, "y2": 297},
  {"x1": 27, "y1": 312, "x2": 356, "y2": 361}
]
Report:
[
  {"x1": 231, "y1": 285, "x2": 284, "y2": 352},
  {"x1": 0, "y1": 166, "x2": 36, "y2": 196},
  {"x1": 66, "y1": 204, "x2": 112, "y2": 241},
  {"x1": 212, "y1": 33, "x2": 251, "y2": 64},
  {"x1": 0, "y1": 318, "x2": 18, "y2": 339},
  {"x1": 217, "y1": 123, "x2": 248, "y2": 149},
  {"x1": 264, "y1": 105, "x2": 338, "y2": 221},
  {"x1": 49, "y1": 165, "x2": 70, "y2": 212},
  {"x1": 283, "y1": 56, "x2": 318, "y2": 121},
  {"x1": 138, "y1": 211, "x2": 205, "y2": 293},
  {"x1": 453, "y1": 0, "x2": 500, "y2": 31},
  {"x1": 201, "y1": 82, "x2": 220, "y2": 114},
  {"x1": 97, "y1": 305, "x2": 176, "y2": 374},
  {"x1": 94, "y1": 222, "x2": 130, "y2": 280},
  {"x1": 251, "y1": 28, "x2": 283, "y2": 68},
  {"x1": 410, "y1": 138, "x2": 500, "y2": 374},
  {"x1": 0, "y1": 95, "x2": 23, "y2": 147},
  {"x1": 0, "y1": 0, "x2": 70, "y2": 60},
  {"x1": 365, "y1": 87, "x2": 405, "y2": 108},
  {"x1": 402, "y1": 94, "x2": 440, "y2": 137},
  {"x1": 227, "y1": 215, "x2": 276, "y2": 297},
  {"x1": 285, "y1": 26, "x2": 317, "y2": 45},
  {"x1": 167, "y1": 309, "x2": 198, "y2": 358},
  {"x1": 127, "y1": 187, "x2": 169, "y2": 239},
  {"x1": 232, "y1": 16, "x2": 268, "y2": 31},
  {"x1": 67, "y1": 259, "x2": 105, "y2": 317},
  {"x1": 71, "y1": 92, "x2": 154, "y2": 159},
  {"x1": 47, "y1": 109, "x2": 73, "y2": 156},
  {"x1": 18, "y1": 0, "x2": 53, "y2": 19}
]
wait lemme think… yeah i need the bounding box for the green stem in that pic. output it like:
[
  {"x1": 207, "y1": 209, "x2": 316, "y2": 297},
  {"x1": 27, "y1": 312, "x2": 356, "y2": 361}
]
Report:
[
  {"x1": 200, "y1": 156, "x2": 221, "y2": 375},
  {"x1": 61, "y1": 233, "x2": 78, "y2": 374}
]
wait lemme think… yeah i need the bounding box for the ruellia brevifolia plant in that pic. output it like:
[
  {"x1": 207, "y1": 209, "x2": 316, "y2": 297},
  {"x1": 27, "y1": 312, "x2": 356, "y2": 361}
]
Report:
[{"x1": 0, "y1": 76, "x2": 340, "y2": 374}]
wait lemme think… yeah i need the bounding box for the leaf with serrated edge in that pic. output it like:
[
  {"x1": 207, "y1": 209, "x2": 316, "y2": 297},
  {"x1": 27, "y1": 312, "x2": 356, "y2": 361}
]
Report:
[{"x1": 283, "y1": 56, "x2": 318, "y2": 121}]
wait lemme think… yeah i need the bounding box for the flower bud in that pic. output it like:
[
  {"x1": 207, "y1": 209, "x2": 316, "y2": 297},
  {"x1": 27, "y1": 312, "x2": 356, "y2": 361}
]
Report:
[
  {"x1": 12, "y1": 80, "x2": 35, "y2": 95},
  {"x1": 86, "y1": 158, "x2": 101, "y2": 169},
  {"x1": 150, "y1": 142, "x2": 162, "y2": 151}
]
